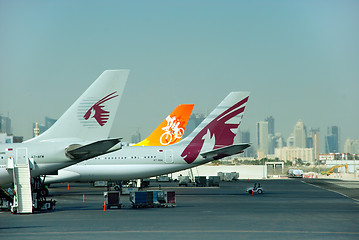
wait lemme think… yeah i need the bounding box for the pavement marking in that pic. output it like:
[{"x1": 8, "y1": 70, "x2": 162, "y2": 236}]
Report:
[
  {"x1": 326, "y1": 181, "x2": 359, "y2": 189},
  {"x1": 302, "y1": 180, "x2": 359, "y2": 204}
]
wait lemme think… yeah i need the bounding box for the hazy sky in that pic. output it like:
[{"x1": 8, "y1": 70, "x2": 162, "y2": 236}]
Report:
[{"x1": 0, "y1": 0, "x2": 358, "y2": 151}]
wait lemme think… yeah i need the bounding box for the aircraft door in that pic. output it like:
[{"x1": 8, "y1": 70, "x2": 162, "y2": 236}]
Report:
[
  {"x1": 164, "y1": 150, "x2": 174, "y2": 164},
  {"x1": 15, "y1": 148, "x2": 28, "y2": 166}
]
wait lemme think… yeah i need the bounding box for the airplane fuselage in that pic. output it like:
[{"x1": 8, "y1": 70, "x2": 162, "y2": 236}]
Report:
[
  {"x1": 46, "y1": 144, "x2": 210, "y2": 183},
  {"x1": 0, "y1": 141, "x2": 92, "y2": 186}
]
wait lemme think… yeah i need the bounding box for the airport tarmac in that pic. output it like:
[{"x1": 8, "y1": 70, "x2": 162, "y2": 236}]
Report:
[{"x1": 0, "y1": 179, "x2": 358, "y2": 240}]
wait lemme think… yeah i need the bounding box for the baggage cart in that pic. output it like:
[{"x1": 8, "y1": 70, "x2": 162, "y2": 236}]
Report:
[
  {"x1": 130, "y1": 191, "x2": 149, "y2": 208},
  {"x1": 165, "y1": 191, "x2": 176, "y2": 207},
  {"x1": 104, "y1": 191, "x2": 121, "y2": 209},
  {"x1": 208, "y1": 176, "x2": 220, "y2": 187},
  {"x1": 195, "y1": 176, "x2": 207, "y2": 187}
]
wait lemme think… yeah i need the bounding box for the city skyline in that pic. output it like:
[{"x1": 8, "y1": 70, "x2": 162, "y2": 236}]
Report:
[
  {"x1": 1, "y1": 1, "x2": 358, "y2": 145},
  {"x1": 1, "y1": 112, "x2": 354, "y2": 156}
]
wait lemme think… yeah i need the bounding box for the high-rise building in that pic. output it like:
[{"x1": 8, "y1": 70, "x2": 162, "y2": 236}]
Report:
[
  {"x1": 274, "y1": 133, "x2": 285, "y2": 148},
  {"x1": 325, "y1": 126, "x2": 339, "y2": 153},
  {"x1": 287, "y1": 134, "x2": 294, "y2": 147},
  {"x1": 265, "y1": 116, "x2": 275, "y2": 135},
  {"x1": 293, "y1": 119, "x2": 307, "y2": 148},
  {"x1": 257, "y1": 121, "x2": 269, "y2": 155},
  {"x1": 237, "y1": 130, "x2": 254, "y2": 157},
  {"x1": 344, "y1": 139, "x2": 359, "y2": 154},
  {"x1": 238, "y1": 130, "x2": 250, "y2": 143},
  {"x1": 264, "y1": 116, "x2": 275, "y2": 154},
  {"x1": 309, "y1": 128, "x2": 320, "y2": 161},
  {"x1": 0, "y1": 115, "x2": 12, "y2": 135}
]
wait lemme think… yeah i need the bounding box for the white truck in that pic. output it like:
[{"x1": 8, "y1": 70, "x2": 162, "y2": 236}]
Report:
[{"x1": 288, "y1": 169, "x2": 303, "y2": 178}]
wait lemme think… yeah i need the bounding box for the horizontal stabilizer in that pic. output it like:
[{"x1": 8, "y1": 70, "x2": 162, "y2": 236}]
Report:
[
  {"x1": 200, "y1": 143, "x2": 251, "y2": 160},
  {"x1": 65, "y1": 138, "x2": 122, "y2": 161}
]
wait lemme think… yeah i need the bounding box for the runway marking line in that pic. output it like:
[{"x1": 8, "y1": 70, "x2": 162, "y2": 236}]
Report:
[{"x1": 301, "y1": 180, "x2": 359, "y2": 204}]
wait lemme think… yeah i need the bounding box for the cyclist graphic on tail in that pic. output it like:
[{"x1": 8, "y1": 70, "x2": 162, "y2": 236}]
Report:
[{"x1": 160, "y1": 115, "x2": 184, "y2": 145}]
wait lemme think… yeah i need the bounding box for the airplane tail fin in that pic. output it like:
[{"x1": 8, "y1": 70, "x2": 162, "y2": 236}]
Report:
[
  {"x1": 180, "y1": 92, "x2": 250, "y2": 164},
  {"x1": 132, "y1": 104, "x2": 194, "y2": 146},
  {"x1": 26, "y1": 70, "x2": 129, "y2": 142}
]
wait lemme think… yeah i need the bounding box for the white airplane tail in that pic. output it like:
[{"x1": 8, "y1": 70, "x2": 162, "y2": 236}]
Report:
[
  {"x1": 180, "y1": 92, "x2": 250, "y2": 164},
  {"x1": 26, "y1": 70, "x2": 129, "y2": 142}
]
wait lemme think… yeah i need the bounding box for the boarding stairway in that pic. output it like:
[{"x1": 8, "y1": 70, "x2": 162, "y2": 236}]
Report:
[{"x1": 9, "y1": 148, "x2": 33, "y2": 213}]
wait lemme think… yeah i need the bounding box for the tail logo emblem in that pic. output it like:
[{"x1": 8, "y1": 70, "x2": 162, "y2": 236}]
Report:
[
  {"x1": 83, "y1": 91, "x2": 119, "y2": 126},
  {"x1": 181, "y1": 96, "x2": 249, "y2": 164},
  {"x1": 160, "y1": 116, "x2": 184, "y2": 145}
]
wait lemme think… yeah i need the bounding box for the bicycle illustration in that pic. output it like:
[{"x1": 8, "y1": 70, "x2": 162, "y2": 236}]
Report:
[{"x1": 160, "y1": 116, "x2": 184, "y2": 145}]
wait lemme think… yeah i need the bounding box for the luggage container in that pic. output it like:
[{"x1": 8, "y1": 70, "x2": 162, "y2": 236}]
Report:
[
  {"x1": 157, "y1": 191, "x2": 166, "y2": 205},
  {"x1": 178, "y1": 175, "x2": 190, "y2": 187},
  {"x1": 208, "y1": 176, "x2": 220, "y2": 187},
  {"x1": 146, "y1": 191, "x2": 154, "y2": 208},
  {"x1": 195, "y1": 176, "x2": 207, "y2": 187},
  {"x1": 130, "y1": 191, "x2": 149, "y2": 208},
  {"x1": 104, "y1": 191, "x2": 121, "y2": 209},
  {"x1": 147, "y1": 190, "x2": 165, "y2": 207},
  {"x1": 166, "y1": 191, "x2": 176, "y2": 207}
]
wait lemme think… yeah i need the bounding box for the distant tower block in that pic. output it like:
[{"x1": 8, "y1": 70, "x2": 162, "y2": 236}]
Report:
[{"x1": 34, "y1": 122, "x2": 40, "y2": 137}]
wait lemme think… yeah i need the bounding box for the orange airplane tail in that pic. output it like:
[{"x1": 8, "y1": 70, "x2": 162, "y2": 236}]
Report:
[{"x1": 132, "y1": 104, "x2": 194, "y2": 146}]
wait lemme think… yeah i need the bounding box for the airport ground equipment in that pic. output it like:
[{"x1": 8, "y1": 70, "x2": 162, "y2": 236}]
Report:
[
  {"x1": 218, "y1": 172, "x2": 239, "y2": 181},
  {"x1": 130, "y1": 190, "x2": 176, "y2": 208},
  {"x1": 0, "y1": 188, "x2": 12, "y2": 210},
  {"x1": 104, "y1": 191, "x2": 121, "y2": 209},
  {"x1": 119, "y1": 180, "x2": 138, "y2": 194},
  {"x1": 246, "y1": 183, "x2": 263, "y2": 194},
  {"x1": 321, "y1": 164, "x2": 348, "y2": 176},
  {"x1": 141, "y1": 179, "x2": 150, "y2": 188},
  {"x1": 93, "y1": 181, "x2": 108, "y2": 187},
  {"x1": 178, "y1": 175, "x2": 191, "y2": 187},
  {"x1": 130, "y1": 191, "x2": 150, "y2": 208},
  {"x1": 165, "y1": 191, "x2": 176, "y2": 207},
  {"x1": 208, "y1": 176, "x2": 220, "y2": 187},
  {"x1": 195, "y1": 176, "x2": 207, "y2": 187},
  {"x1": 147, "y1": 190, "x2": 168, "y2": 207},
  {"x1": 288, "y1": 169, "x2": 304, "y2": 178},
  {"x1": 8, "y1": 150, "x2": 33, "y2": 214},
  {"x1": 156, "y1": 175, "x2": 171, "y2": 182}
]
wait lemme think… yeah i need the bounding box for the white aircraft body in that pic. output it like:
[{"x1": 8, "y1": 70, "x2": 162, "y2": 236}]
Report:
[
  {"x1": 46, "y1": 92, "x2": 250, "y2": 184},
  {"x1": 0, "y1": 70, "x2": 129, "y2": 186}
]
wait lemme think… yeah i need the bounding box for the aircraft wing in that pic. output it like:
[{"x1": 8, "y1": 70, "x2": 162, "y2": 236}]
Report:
[
  {"x1": 200, "y1": 143, "x2": 251, "y2": 160},
  {"x1": 65, "y1": 138, "x2": 122, "y2": 161}
]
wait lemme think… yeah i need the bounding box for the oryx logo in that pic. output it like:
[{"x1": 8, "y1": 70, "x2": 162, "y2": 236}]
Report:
[
  {"x1": 181, "y1": 96, "x2": 249, "y2": 164},
  {"x1": 82, "y1": 91, "x2": 119, "y2": 126}
]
